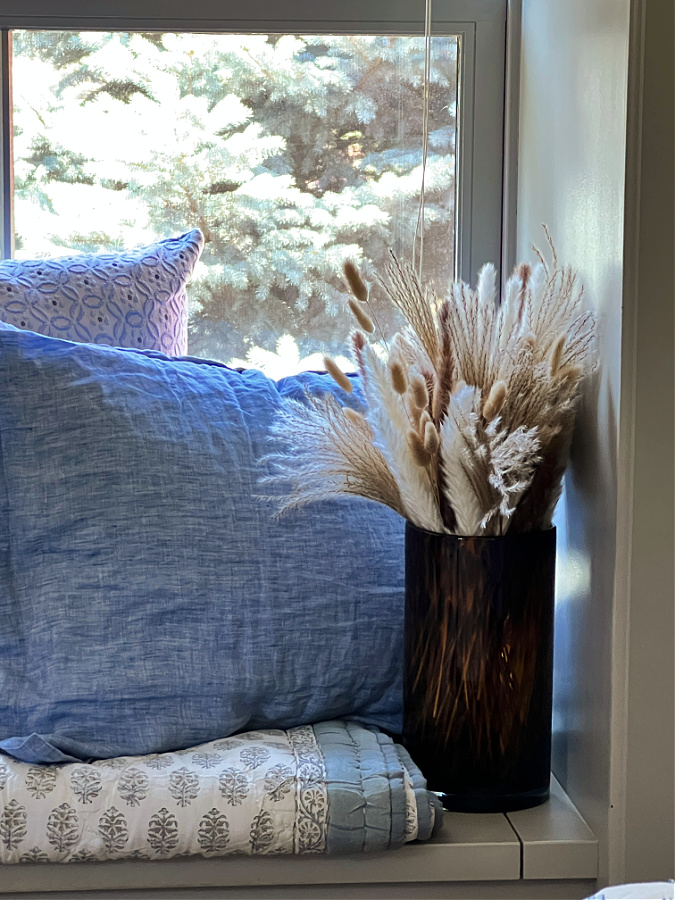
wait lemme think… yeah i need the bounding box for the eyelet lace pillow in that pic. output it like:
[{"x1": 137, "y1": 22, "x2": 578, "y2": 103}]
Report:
[{"x1": 0, "y1": 229, "x2": 204, "y2": 355}]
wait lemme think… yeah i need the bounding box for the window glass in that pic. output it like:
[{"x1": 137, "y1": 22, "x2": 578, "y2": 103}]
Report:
[{"x1": 12, "y1": 31, "x2": 459, "y2": 373}]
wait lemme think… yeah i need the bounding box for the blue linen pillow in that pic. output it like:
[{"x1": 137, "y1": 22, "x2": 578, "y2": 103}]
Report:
[{"x1": 0, "y1": 328, "x2": 405, "y2": 763}]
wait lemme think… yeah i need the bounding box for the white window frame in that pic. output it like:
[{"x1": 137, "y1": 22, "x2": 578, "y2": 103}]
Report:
[{"x1": 0, "y1": 0, "x2": 506, "y2": 286}]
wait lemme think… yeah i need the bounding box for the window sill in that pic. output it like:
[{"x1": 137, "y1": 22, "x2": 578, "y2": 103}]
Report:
[{"x1": 0, "y1": 777, "x2": 597, "y2": 895}]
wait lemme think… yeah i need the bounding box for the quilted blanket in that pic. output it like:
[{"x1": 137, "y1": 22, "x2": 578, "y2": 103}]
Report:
[{"x1": 0, "y1": 720, "x2": 441, "y2": 863}]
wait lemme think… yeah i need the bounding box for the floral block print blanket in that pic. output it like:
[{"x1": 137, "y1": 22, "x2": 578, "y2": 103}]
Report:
[{"x1": 0, "y1": 720, "x2": 441, "y2": 864}]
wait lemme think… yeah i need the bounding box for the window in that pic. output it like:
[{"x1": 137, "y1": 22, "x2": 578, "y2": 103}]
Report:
[{"x1": 0, "y1": 1, "x2": 506, "y2": 374}]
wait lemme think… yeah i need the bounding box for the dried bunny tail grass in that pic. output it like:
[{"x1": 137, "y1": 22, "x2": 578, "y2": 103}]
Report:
[
  {"x1": 348, "y1": 298, "x2": 374, "y2": 333},
  {"x1": 482, "y1": 380, "x2": 507, "y2": 422},
  {"x1": 377, "y1": 251, "x2": 439, "y2": 366},
  {"x1": 324, "y1": 356, "x2": 353, "y2": 393},
  {"x1": 343, "y1": 260, "x2": 368, "y2": 303},
  {"x1": 419, "y1": 408, "x2": 432, "y2": 428},
  {"x1": 423, "y1": 420, "x2": 440, "y2": 455},
  {"x1": 422, "y1": 370, "x2": 436, "y2": 413},
  {"x1": 344, "y1": 406, "x2": 371, "y2": 432},
  {"x1": 409, "y1": 374, "x2": 429, "y2": 410},
  {"x1": 406, "y1": 394, "x2": 423, "y2": 428},
  {"x1": 265, "y1": 393, "x2": 404, "y2": 517},
  {"x1": 407, "y1": 430, "x2": 431, "y2": 467},
  {"x1": 360, "y1": 342, "x2": 444, "y2": 532},
  {"x1": 351, "y1": 330, "x2": 368, "y2": 380},
  {"x1": 268, "y1": 235, "x2": 597, "y2": 536},
  {"x1": 389, "y1": 360, "x2": 408, "y2": 395}
]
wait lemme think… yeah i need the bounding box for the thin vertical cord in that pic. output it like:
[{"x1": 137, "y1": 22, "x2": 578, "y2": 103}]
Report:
[
  {"x1": 1, "y1": 30, "x2": 14, "y2": 260},
  {"x1": 412, "y1": 0, "x2": 432, "y2": 280}
]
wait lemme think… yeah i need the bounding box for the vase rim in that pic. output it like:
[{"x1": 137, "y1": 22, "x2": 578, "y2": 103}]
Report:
[{"x1": 405, "y1": 521, "x2": 557, "y2": 541}]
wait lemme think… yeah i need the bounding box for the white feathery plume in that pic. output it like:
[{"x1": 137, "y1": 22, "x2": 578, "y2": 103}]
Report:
[
  {"x1": 359, "y1": 342, "x2": 444, "y2": 532},
  {"x1": 498, "y1": 270, "x2": 525, "y2": 352},
  {"x1": 477, "y1": 263, "x2": 497, "y2": 308},
  {"x1": 482, "y1": 421, "x2": 541, "y2": 531},
  {"x1": 439, "y1": 384, "x2": 484, "y2": 536}
]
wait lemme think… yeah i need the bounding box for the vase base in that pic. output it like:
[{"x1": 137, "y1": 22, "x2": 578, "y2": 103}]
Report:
[{"x1": 435, "y1": 785, "x2": 550, "y2": 813}]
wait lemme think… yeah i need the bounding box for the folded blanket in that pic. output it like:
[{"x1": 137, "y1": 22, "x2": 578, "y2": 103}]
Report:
[{"x1": 0, "y1": 720, "x2": 441, "y2": 863}]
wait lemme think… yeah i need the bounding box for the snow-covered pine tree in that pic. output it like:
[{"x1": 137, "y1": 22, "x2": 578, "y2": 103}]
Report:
[{"x1": 12, "y1": 31, "x2": 458, "y2": 365}]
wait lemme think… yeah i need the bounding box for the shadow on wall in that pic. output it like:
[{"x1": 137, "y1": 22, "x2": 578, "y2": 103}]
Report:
[{"x1": 551, "y1": 331, "x2": 618, "y2": 793}]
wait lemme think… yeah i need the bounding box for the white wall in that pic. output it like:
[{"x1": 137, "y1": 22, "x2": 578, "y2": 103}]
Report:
[
  {"x1": 517, "y1": 0, "x2": 675, "y2": 885},
  {"x1": 516, "y1": 0, "x2": 630, "y2": 886}
]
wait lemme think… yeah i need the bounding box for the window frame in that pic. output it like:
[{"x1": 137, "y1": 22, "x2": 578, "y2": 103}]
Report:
[{"x1": 0, "y1": 0, "x2": 506, "y2": 287}]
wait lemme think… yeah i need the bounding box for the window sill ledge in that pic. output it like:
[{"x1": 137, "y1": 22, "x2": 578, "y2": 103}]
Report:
[{"x1": 0, "y1": 777, "x2": 597, "y2": 895}]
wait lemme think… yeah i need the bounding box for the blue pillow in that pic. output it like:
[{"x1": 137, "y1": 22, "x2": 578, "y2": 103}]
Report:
[{"x1": 0, "y1": 329, "x2": 405, "y2": 763}]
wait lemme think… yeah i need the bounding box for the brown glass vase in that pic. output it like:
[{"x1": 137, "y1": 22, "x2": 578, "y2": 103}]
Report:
[{"x1": 403, "y1": 523, "x2": 556, "y2": 812}]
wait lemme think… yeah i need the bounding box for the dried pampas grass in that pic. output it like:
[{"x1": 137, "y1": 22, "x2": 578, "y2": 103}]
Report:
[{"x1": 267, "y1": 231, "x2": 597, "y2": 535}]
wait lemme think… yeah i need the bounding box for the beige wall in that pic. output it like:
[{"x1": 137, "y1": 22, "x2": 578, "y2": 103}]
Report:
[
  {"x1": 622, "y1": 0, "x2": 674, "y2": 881},
  {"x1": 517, "y1": 0, "x2": 674, "y2": 885},
  {"x1": 517, "y1": 0, "x2": 628, "y2": 886}
]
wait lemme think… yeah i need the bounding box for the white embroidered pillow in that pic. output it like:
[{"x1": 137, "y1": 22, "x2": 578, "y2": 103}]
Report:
[{"x1": 0, "y1": 229, "x2": 203, "y2": 355}]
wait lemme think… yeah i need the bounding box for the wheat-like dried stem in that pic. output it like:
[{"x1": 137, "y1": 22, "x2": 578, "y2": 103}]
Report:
[
  {"x1": 264, "y1": 393, "x2": 404, "y2": 517},
  {"x1": 377, "y1": 251, "x2": 439, "y2": 368}
]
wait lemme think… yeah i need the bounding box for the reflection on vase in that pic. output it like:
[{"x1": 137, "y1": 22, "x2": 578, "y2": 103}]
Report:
[{"x1": 403, "y1": 523, "x2": 556, "y2": 813}]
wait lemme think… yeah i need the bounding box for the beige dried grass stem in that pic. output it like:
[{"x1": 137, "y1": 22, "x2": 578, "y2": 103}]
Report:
[
  {"x1": 378, "y1": 251, "x2": 438, "y2": 366},
  {"x1": 266, "y1": 393, "x2": 404, "y2": 517},
  {"x1": 267, "y1": 230, "x2": 596, "y2": 537}
]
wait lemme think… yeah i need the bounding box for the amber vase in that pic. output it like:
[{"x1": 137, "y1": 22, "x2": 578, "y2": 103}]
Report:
[{"x1": 403, "y1": 523, "x2": 556, "y2": 812}]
